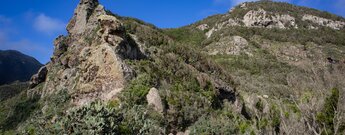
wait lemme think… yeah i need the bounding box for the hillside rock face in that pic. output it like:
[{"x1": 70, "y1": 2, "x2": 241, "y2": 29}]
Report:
[
  {"x1": 0, "y1": 50, "x2": 42, "y2": 85},
  {"x1": 205, "y1": 18, "x2": 241, "y2": 38},
  {"x1": 302, "y1": 14, "x2": 345, "y2": 30},
  {"x1": 205, "y1": 36, "x2": 251, "y2": 56},
  {"x1": 204, "y1": 8, "x2": 298, "y2": 38},
  {"x1": 34, "y1": 0, "x2": 144, "y2": 105},
  {"x1": 67, "y1": 0, "x2": 102, "y2": 35},
  {"x1": 243, "y1": 9, "x2": 297, "y2": 29},
  {"x1": 29, "y1": 66, "x2": 47, "y2": 88},
  {"x1": 204, "y1": 3, "x2": 345, "y2": 38}
]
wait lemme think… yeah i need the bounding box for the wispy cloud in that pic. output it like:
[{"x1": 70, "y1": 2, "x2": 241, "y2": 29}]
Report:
[
  {"x1": 0, "y1": 29, "x2": 52, "y2": 63},
  {"x1": 33, "y1": 14, "x2": 66, "y2": 35},
  {"x1": 0, "y1": 15, "x2": 11, "y2": 24}
]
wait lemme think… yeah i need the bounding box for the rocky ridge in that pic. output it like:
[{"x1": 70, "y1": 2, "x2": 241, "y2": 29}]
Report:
[
  {"x1": 30, "y1": 0, "x2": 145, "y2": 106},
  {"x1": 199, "y1": 2, "x2": 345, "y2": 38},
  {"x1": 302, "y1": 14, "x2": 345, "y2": 30},
  {"x1": 242, "y1": 8, "x2": 297, "y2": 29}
]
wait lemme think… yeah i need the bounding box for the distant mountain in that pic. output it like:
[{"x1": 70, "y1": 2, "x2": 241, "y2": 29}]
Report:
[{"x1": 0, "y1": 50, "x2": 43, "y2": 85}]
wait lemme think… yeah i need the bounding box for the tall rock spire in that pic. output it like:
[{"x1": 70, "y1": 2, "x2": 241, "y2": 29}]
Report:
[{"x1": 67, "y1": 0, "x2": 105, "y2": 35}]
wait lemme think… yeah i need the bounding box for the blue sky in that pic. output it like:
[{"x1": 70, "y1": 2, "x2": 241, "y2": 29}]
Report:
[{"x1": 0, "y1": 0, "x2": 344, "y2": 63}]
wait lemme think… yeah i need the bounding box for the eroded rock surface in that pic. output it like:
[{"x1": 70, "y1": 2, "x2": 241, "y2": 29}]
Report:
[
  {"x1": 243, "y1": 9, "x2": 297, "y2": 29},
  {"x1": 146, "y1": 88, "x2": 164, "y2": 113},
  {"x1": 197, "y1": 24, "x2": 209, "y2": 31},
  {"x1": 29, "y1": 66, "x2": 48, "y2": 88},
  {"x1": 32, "y1": 0, "x2": 145, "y2": 106},
  {"x1": 67, "y1": 0, "x2": 103, "y2": 35},
  {"x1": 206, "y1": 36, "x2": 252, "y2": 56},
  {"x1": 302, "y1": 14, "x2": 345, "y2": 30},
  {"x1": 205, "y1": 18, "x2": 241, "y2": 38}
]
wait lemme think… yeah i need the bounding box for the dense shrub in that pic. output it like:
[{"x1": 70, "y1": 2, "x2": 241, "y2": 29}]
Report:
[
  {"x1": 0, "y1": 86, "x2": 40, "y2": 131},
  {"x1": 164, "y1": 28, "x2": 205, "y2": 46},
  {"x1": 120, "y1": 105, "x2": 164, "y2": 134},
  {"x1": 189, "y1": 115, "x2": 238, "y2": 134},
  {"x1": 119, "y1": 73, "x2": 153, "y2": 106},
  {"x1": 56, "y1": 101, "x2": 122, "y2": 134},
  {"x1": 316, "y1": 88, "x2": 343, "y2": 134}
]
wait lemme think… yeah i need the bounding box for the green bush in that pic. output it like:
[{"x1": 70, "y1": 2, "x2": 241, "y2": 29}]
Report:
[
  {"x1": 0, "y1": 91, "x2": 40, "y2": 131},
  {"x1": 189, "y1": 115, "x2": 238, "y2": 134},
  {"x1": 120, "y1": 73, "x2": 153, "y2": 106},
  {"x1": 56, "y1": 101, "x2": 122, "y2": 134},
  {"x1": 255, "y1": 99, "x2": 264, "y2": 112},
  {"x1": 120, "y1": 105, "x2": 164, "y2": 134},
  {"x1": 316, "y1": 88, "x2": 340, "y2": 134},
  {"x1": 164, "y1": 28, "x2": 205, "y2": 46}
]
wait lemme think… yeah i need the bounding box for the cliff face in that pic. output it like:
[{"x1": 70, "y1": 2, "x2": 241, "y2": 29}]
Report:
[
  {"x1": 32, "y1": 0, "x2": 145, "y2": 106},
  {"x1": 202, "y1": 2, "x2": 345, "y2": 38},
  {"x1": 2, "y1": 0, "x2": 345, "y2": 134}
]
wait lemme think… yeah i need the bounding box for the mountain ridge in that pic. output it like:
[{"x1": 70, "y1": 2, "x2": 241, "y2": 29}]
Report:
[{"x1": 0, "y1": 50, "x2": 42, "y2": 85}]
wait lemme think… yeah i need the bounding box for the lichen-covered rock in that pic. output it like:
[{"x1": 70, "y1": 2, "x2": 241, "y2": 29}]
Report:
[
  {"x1": 30, "y1": 0, "x2": 145, "y2": 106},
  {"x1": 67, "y1": 0, "x2": 105, "y2": 36},
  {"x1": 53, "y1": 35, "x2": 68, "y2": 57},
  {"x1": 205, "y1": 18, "x2": 240, "y2": 38},
  {"x1": 146, "y1": 88, "x2": 164, "y2": 113},
  {"x1": 196, "y1": 24, "x2": 209, "y2": 31},
  {"x1": 97, "y1": 15, "x2": 125, "y2": 42},
  {"x1": 302, "y1": 14, "x2": 345, "y2": 30},
  {"x1": 29, "y1": 66, "x2": 48, "y2": 88},
  {"x1": 243, "y1": 9, "x2": 297, "y2": 29},
  {"x1": 206, "y1": 36, "x2": 252, "y2": 56},
  {"x1": 205, "y1": 8, "x2": 297, "y2": 38}
]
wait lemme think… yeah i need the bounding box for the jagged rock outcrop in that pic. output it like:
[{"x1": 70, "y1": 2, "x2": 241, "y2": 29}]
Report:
[
  {"x1": 204, "y1": 2, "x2": 345, "y2": 39},
  {"x1": 243, "y1": 9, "x2": 297, "y2": 29},
  {"x1": 302, "y1": 14, "x2": 345, "y2": 30},
  {"x1": 146, "y1": 88, "x2": 164, "y2": 113},
  {"x1": 31, "y1": 0, "x2": 145, "y2": 106},
  {"x1": 67, "y1": 0, "x2": 103, "y2": 35},
  {"x1": 205, "y1": 18, "x2": 241, "y2": 38},
  {"x1": 196, "y1": 24, "x2": 209, "y2": 31},
  {"x1": 29, "y1": 66, "x2": 47, "y2": 88},
  {"x1": 205, "y1": 8, "x2": 297, "y2": 38}
]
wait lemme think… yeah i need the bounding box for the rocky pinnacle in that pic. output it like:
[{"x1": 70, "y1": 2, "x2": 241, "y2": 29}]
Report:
[{"x1": 67, "y1": 0, "x2": 102, "y2": 35}]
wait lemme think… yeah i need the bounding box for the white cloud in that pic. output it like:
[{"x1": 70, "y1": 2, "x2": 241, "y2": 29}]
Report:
[
  {"x1": 0, "y1": 31, "x2": 52, "y2": 63},
  {"x1": 34, "y1": 14, "x2": 66, "y2": 35}
]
